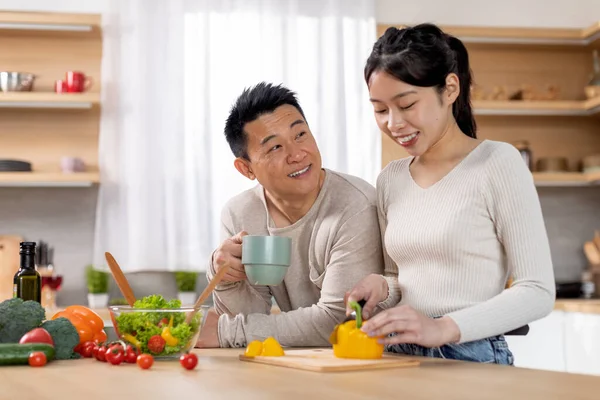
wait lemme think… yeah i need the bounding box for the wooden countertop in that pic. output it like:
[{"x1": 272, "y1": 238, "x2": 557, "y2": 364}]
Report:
[
  {"x1": 554, "y1": 299, "x2": 600, "y2": 314},
  {"x1": 1, "y1": 348, "x2": 598, "y2": 399}
]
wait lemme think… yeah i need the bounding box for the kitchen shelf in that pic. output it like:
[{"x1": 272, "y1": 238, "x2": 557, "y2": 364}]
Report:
[
  {"x1": 0, "y1": 172, "x2": 100, "y2": 187},
  {"x1": 474, "y1": 97, "x2": 600, "y2": 116},
  {"x1": 0, "y1": 92, "x2": 100, "y2": 109},
  {"x1": 0, "y1": 11, "x2": 101, "y2": 37},
  {"x1": 378, "y1": 22, "x2": 600, "y2": 46},
  {"x1": 533, "y1": 172, "x2": 600, "y2": 187}
]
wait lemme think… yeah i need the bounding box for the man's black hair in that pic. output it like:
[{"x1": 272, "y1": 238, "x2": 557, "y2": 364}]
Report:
[{"x1": 224, "y1": 82, "x2": 306, "y2": 159}]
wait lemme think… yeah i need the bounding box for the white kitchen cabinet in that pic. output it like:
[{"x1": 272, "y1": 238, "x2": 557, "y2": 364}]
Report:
[
  {"x1": 564, "y1": 312, "x2": 600, "y2": 376},
  {"x1": 505, "y1": 311, "x2": 566, "y2": 372}
]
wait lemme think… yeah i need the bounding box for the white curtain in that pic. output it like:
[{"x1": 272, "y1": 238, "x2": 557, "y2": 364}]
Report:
[{"x1": 94, "y1": 0, "x2": 379, "y2": 273}]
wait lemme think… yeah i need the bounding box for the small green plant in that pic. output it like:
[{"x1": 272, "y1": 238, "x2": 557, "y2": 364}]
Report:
[
  {"x1": 85, "y1": 265, "x2": 109, "y2": 294},
  {"x1": 108, "y1": 298, "x2": 129, "y2": 306},
  {"x1": 174, "y1": 271, "x2": 198, "y2": 292}
]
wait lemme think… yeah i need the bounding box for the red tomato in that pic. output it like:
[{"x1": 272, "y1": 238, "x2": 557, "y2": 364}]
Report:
[
  {"x1": 125, "y1": 345, "x2": 138, "y2": 364},
  {"x1": 28, "y1": 351, "x2": 47, "y2": 367},
  {"x1": 137, "y1": 354, "x2": 153, "y2": 370},
  {"x1": 95, "y1": 345, "x2": 107, "y2": 362},
  {"x1": 179, "y1": 352, "x2": 198, "y2": 370},
  {"x1": 80, "y1": 341, "x2": 95, "y2": 358},
  {"x1": 19, "y1": 328, "x2": 54, "y2": 347},
  {"x1": 106, "y1": 344, "x2": 124, "y2": 365}
]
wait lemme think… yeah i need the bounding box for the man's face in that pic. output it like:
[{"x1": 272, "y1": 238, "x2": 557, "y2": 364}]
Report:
[{"x1": 235, "y1": 104, "x2": 322, "y2": 199}]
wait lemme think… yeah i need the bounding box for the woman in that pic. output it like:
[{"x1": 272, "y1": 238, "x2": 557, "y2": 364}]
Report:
[{"x1": 345, "y1": 23, "x2": 555, "y2": 364}]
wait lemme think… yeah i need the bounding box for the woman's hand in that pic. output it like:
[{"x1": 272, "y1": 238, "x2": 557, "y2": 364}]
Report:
[
  {"x1": 360, "y1": 305, "x2": 462, "y2": 348},
  {"x1": 344, "y1": 274, "x2": 389, "y2": 319}
]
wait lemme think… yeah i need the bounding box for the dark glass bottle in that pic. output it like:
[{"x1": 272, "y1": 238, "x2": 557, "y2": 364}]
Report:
[
  {"x1": 513, "y1": 140, "x2": 533, "y2": 171},
  {"x1": 13, "y1": 242, "x2": 41, "y2": 303}
]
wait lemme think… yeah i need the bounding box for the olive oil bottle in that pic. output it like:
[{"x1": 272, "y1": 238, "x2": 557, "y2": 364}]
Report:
[{"x1": 13, "y1": 242, "x2": 41, "y2": 303}]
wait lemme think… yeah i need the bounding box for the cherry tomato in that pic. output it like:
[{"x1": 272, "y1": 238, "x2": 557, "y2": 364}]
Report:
[
  {"x1": 137, "y1": 354, "x2": 153, "y2": 369},
  {"x1": 106, "y1": 344, "x2": 124, "y2": 365},
  {"x1": 125, "y1": 345, "x2": 139, "y2": 364},
  {"x1": 80, "y1": 341, "x2": 95, "y2": 358},
  {"x1": 179, "y1": 352, "x2": 198, "y2": 370},
  {"x1": 95, "y1": 345, "x2": 107, "y2": 362},
  {"x1": 28, "y1": 351, "x2": 47, "y2": 367},
  {"x1": 74, "y1": 344, "x2": 83, "y2": 355}
]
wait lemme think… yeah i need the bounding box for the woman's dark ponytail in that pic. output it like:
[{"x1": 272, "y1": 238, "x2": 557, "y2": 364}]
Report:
[
  {"x1": 365, "y1": 23, "x2": 477, "y2": 139},
  {"x1": 446, "y1": 36, "x2": 477, "y2": 138}
]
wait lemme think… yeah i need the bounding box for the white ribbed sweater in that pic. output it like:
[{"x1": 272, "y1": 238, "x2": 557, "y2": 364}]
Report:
[{"x1": 378, "y1": 140, "x2": 556, "y2": 343}]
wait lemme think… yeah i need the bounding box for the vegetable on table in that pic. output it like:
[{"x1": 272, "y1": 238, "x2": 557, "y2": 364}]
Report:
[
  {"x1": 160, "y1": 316, "x2": 179, "y2": 346},
  {"x1": 51, "y1": 305, "x2": 106, "y2": 345},
  {"x1": 137, "y1": 353, "x2": 154, "y2": 369},
  {"x1": 179, "y1": 352, "x2": 198, "y2": 370},
  {"x1": 28, "y1": 351, "x2": 47, "y2": 367},
  {"x1": 40, "y1": 318, "x2": 81, "y2": 360},
  {"x1": 114, "y1": 295, "x2": 202, "y2": 357},
  {"x1": 19, "y1": 328, "x2": 54, "y2": 347},
  {"x1": 0, "y1": 298, "x2": 45, "y2": 344},
  {"x1": 0, "y1": 343, "x2": 55, "y2": 366},
  {"x1": 330, "y1": 301, "x2": 384, "y2": 360},
  {"x1": 243, "y1": 337, "x2": 285, "y2": 357}
]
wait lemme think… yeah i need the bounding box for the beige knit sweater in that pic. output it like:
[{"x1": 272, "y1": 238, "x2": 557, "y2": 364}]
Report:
[
  {"x1": 208, "y1": 169, "x2": 390, "y2": 347},
  {"x1": 377, "y1": 140, "x2": 556, "y2": 343}
]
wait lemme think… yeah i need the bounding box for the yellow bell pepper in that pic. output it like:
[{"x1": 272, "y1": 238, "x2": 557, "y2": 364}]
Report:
[
  {"x1": 330, "y1": 301, "x2": 384, "y2": 359},
  {"x1": 261, "y1": 337, "x2": 284, "y2": 357},
  {"x1": 243, "y1": 337, "x2": 285, "y2": 357},
  {"x1": 244, "y1": 340, "x2": 263, "y2": 357},
  {"x1": 160, "y1": 315, "x2": 179, "y2": 346}
]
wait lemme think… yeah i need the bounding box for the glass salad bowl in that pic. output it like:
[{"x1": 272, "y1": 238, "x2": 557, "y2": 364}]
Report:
[{"x1": 108, "y1": 296, "x2": 209, "y2": 360}]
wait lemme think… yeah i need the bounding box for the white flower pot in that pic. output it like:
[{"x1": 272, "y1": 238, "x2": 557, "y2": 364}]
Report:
[
  {"x1": 87, "y1": 293, "x2": 109, "y2": 308},
  {"x1": 178, "y1": 291, "x2": 197, "y2": 306}
]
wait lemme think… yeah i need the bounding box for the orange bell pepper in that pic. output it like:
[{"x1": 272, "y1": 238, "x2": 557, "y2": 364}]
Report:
[{"x1": 52, "y1": 305, "x2": 106, "y2": 345}]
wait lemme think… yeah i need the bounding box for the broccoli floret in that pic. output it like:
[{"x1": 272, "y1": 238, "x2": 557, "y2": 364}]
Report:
[
  {"x1": 40, "y1": 317, "x2": 81, "y2": 360},
  {"x1": 0, "y1": 298, "x2": 45, "y2": 343}
]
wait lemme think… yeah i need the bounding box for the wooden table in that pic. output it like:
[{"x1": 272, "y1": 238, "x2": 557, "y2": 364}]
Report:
[{"x1": 1, "y1": 349, "x2": 599, "y2": 399}]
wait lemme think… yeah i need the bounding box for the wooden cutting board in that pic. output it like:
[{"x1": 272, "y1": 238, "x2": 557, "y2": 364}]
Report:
[
  {"x1": 0, "y1": 235, "x2": 22, "y2": 301},
  {"x1": 239, "y1": 348, "x2": 420, "y2": 372}
]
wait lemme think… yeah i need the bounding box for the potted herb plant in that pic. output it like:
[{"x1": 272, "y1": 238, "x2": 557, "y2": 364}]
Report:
[
  {"x1": 85, "y1": 265, "x2": 109, "y2": 308},
  {"x1": 175, "y1": 271, "x2": 198, "y2": 305}
]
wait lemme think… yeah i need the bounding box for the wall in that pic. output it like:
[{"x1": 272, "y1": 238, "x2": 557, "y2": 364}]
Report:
[{"x1": 1, "y1": 0, "x2": 599, "y2": 306}]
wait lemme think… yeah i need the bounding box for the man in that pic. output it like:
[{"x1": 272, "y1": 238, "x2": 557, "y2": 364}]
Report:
[{"x1": 196, "y1": 82, "x2": 385, "y2": 348}]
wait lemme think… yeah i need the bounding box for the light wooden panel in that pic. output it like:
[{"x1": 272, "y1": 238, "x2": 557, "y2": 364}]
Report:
[
  {"x1": 0, "y1": 108, "x2": 100, "y2": 172},
  {"x1": 0, "y1": 11, "x2": 101, "y2": 38},
  {"x1": 467, "y1": 44, "x2": 594, "y2": 101},
  {"x1": 377, "y1": 22, "x2": 600, "y2": 47},
  {"x1": 0, "y1": 12, "x2": 103, "y2": 185},
  {"x1": 0, "y1": 34, "x2": 102, "y2": 93}
]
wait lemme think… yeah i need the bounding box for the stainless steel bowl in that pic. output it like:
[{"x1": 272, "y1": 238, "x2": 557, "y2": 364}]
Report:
[{"x1": 0, "y1": 72, "x2": 35, "y2": 92}]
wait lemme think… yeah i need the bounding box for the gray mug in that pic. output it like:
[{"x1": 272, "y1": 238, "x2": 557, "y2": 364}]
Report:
[{"x1": 242, "y1": 235, "x2": 292, "y2": 285}]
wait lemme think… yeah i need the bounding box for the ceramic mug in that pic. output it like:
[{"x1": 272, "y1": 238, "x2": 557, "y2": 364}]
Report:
[{"x1": 242, "y1": 235, "x2": 292, "y2": 285}]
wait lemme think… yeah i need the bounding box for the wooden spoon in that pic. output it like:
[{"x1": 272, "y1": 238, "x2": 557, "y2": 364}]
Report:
[
  {"x1": 185, "y1": 263, "x2": 230, "y2": 324},
  {"x1": 104, "y1": 252, "x2": 136, "y2": 307}
]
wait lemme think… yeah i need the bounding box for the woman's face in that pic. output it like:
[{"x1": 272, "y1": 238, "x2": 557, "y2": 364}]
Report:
[{"x1": 367, "y1": 70, "x2": 459, "y2": 157}]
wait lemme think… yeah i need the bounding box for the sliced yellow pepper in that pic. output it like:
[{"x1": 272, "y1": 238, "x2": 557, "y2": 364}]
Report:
[
  {"x1": 161, "y1": 315, "x2": 179, "y2": 346},
  {"x1": 331, "y1": 301, "x2": 383, "y2": 359},
  {"x1": 123, "y1": 333, "x2": 142, "y2": 349},
  {"x1": 260, "y1": 337, "x2": 284, "y2": 357},
  {"x1": 243, "y1": 337, "x2": 284, "y2": 357},
  {"x1": 244, "y1": 340, "x2": 263, "y2": 357}
]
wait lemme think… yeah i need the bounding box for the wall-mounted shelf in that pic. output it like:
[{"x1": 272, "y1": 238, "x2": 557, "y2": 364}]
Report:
[
  {"x1": 474, "y1": 97, "x2": 600, "y2": 116},
  {"x1": 0, "y1": 172, "x2": 99, "y2": 187},
  {"x1": 0, "y1": 11, "x2": 101, "y2": 37},
  {"x1": 378, "y1": 22, "x2": 600, "y2": 46},
  {"x1": 0, "y1": 92, "x2": 100, "y2": 109},
  {"x1": 533, "y1": 172, "x2": 600, "y2": 187}
]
